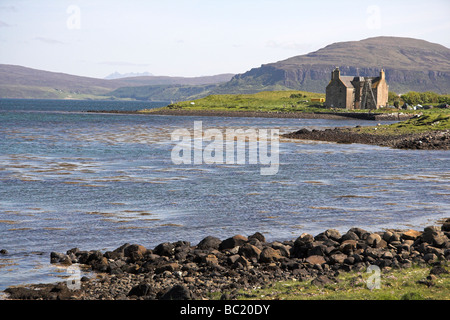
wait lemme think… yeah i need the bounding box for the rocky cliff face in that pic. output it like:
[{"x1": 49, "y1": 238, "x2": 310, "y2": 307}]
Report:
[{"x1": 219, "y1": 37, "x2": 450, "y2": 94}]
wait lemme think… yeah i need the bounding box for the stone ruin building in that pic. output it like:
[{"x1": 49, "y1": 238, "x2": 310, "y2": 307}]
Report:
[{"x1": 325, "y1": 67, "x2": 389, "y2": 110}]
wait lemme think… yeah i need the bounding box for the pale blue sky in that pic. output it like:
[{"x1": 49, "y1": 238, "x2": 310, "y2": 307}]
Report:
[{"x1": 1, "y1": 0, "x2": 449, "y2": 78}]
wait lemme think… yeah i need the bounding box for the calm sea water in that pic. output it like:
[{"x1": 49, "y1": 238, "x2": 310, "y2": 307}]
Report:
[{"x1": 0, "y1": 99, "x2": 449, "y2": 291}]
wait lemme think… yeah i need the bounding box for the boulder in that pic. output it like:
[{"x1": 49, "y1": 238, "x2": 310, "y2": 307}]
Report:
[
  {"x1": 341, "y1": 231, "x2": 359, "y2": 241},
  {"x1": 202, "y1": 254, "x2": 219, "y2": 266},
  {"x1": 219, "y1": 235, "x2": 248, "y2": 250},
  {"x1": 366, "y1": 233, "x2": 382, "y2": 247},
  {"x1": 348, "y1": 227, "x2": 368, "y2": 238},
  {"x1": 305, "y1": 255, "x2": 326, "y2": 265},
  {"x1": 311, "y1": 275, "x2": 334, "y2": 287},
  {"x1": 50, "y1": 252, "x2": 72, "y2": 265},
  {"x1": 259, "y1": 247, "x2": 282, "y2": 263},
  {"x1": 441, "y1": 218, "x2": 450, "y2": 232},
  {"x1": 124, "y1": 244, "x2": 147, "y2": 257},
  {"x1": 330, "y1": 253, "x2": 347, "y2": 264},
  {"x1": 248, "y1": 232, "x2": 266, "y2": 243},
  {"x1": 128, "y1": 282, "x2": 152, "y2": 297},
  {"x1": 339, "y1": 240, "x2": 358, "y2": 254},
  {"x1": 292, "y1": 233, "x2": 314, "y2": 257},
  {"x1": 422, "y1": 226, "x2": 446, "y2": 247},
  {"x1": 238, "y1": 243, "x2": 261, "y2": 262},
  {"x1": 324, "y1": 229, "x2": 342, "y2": 242},
  {"x1": 160, "y1": 284, "x2": 192, "y2": 300},
  {"x1": 154, "y1": 242, "x2": 175, "y2": 257},
  {"x1": 402, "y1": 229, "x2": 422, "y2": 241},
  {"x1": 196, "y1": 236, "x2": 221, "y2": 250},
  {"x1": 155, "y1": 262, "x2": 180, "y2": 274}
]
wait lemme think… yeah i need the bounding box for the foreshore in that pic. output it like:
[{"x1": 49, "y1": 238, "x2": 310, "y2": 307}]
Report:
[
  {"x1": 86, "y1": 109, "x2": 414, "y2": 121},
  {"x1": 3, "y1": 219, "x2": 450, "y2": 300},
  {"x1": 283, "y1": 127, "x2": 450, "y2": 150}
]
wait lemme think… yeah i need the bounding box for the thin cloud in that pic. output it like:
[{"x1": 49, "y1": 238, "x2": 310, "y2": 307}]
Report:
[
  {"x1": 34, "y1": 37, "x2": 66, "y2": 45},
  {"x1": 0, "y1": 21, "x2": 11, "y2": 27}
]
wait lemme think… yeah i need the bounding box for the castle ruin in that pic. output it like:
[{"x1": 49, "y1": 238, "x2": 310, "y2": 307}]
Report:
[{"x1": 325, "y1": 68, "x2": 389, "y2": 110}]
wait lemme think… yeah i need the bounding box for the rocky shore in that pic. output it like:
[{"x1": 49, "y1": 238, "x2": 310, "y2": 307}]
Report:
[
  {"x1": 3, "y1": 219, "x2": 450, "y2": 300},
  {"x1": 86, "y1": 109, "x2": 413, "y2": 121},
  {"x1": 283, "y1": 127, "x2": 450, "y2": 150}
]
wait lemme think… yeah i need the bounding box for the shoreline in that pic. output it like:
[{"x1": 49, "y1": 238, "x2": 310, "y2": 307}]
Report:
[
  {"x1": 283, "y1": 127, "x2": 450, "y2": 150},
  {"x1": 86, "y1": 109, "x2": 414, "y2": 121},
  {"x1": 3, "y1": 219, "x2": 449, "y2": 300}
]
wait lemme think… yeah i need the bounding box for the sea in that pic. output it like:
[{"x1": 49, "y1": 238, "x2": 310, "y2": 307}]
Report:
[{"x1": 0, "y1": 99, "x2": 449, "y2": 291}]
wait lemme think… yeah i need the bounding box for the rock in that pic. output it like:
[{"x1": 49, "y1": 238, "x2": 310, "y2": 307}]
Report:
[
  {"x1": 248, "y1": 232, "x2": 266, "y2": 243},
  {"x1": 232, "y1": 256, "x2": 251, "y2": 269},
  {"x1": 238, "y1": 243, "x2": 261, "y2": 262},
  {"x1": 305, "y1": 255, "x2": 326, "y2": 265},
  {"x1": 429, "y1": 265, "x2": 449, "y2": 276},
  {"x1": 271, "y1": 242, "x2": 290, "y2": 257},
  {"x1": 402, "y1": 229, "x2": 422, "y2": 241},
  {"x1": 423, "y1": 253, "x2": 437, "y2": 262},
  {"x1": 0, "y1": 249, "x2": 8, "y2": 255},
  {"x1": 311, "y1": 275, "x2": 334, "y2": 287},
  {"x1": 348, "y1": 227, "x2": 368, "y2": 238},
  {"x1": 366, "y1": 233, "x2": 382, "y2": 247},
  {"x1": 50, "y1": 252, "x2": 72, "y2": 265},
  {"x1": 292, "y1": 233, "x2": 314, "y2": 257},
  {"x1": 441, "y1": 218, "x2": 450, "y2": 232},
  {"x1": 330, "y1": 253, "x2": 347, "y2": 264},
  {"x1": 341, "y1": 231, "x2": 359, "y2": 241},
  {"x1": 324, "y1": 229, "x2": 341, "y2": 242},
  {"x1": 219, "y1": 235, "x2": 248, "y2": 250},
  {"x1": 124, "y1": 244, "x2": 147, "y2": 257},
  {"x1": 259, "y1": 247, "x2": 282, "y2": 263},
  {"x1": 295, "y1": 233, "x2": 314, "y2": 246},
  {"x1": 155, "y1": 262, "x2": 180, "y2": 274},
  {"x1": 154, "y1": 242, "x2": 175, "y2": 257},
  {"x1": 339, "y1": 240, "x2": 357, "y2": 254},
  {"x1": 160, "y1": 284, "x2": 192, "y2": 300},
  {"x1": 422, "y1": 226, "x2": 446, "y2": 247},
  {"x1": 128, "y1": 282, "x2": 152, "y2": 297},
  {"x1": 307, "y1": 243, "x2": 326, "y2": 256},
  {"x1": 202, "y1": 254, "x2": 219, "y2": 266},
  {"x1": 383, "y1": 231, "x2": 394, "y2": 242},
  {"x1": 196, "y1": 236, "x2": 221, "y2": 250}
]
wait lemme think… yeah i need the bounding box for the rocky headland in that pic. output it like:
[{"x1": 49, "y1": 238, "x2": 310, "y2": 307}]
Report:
[{"x1": 3, "y1": 219, "x2": 450, "y2": 300}]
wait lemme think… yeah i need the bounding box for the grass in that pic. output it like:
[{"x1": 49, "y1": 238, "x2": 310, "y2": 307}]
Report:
[
  {"x1": 350, "y1": 113, "x2": 450, "y2": 136},
  {"x1": 141, "y1": 90, "x2": 331, "y2": 113},
  {"x1": 141, "y1": 90, "x2": 450, "y2": 117},
  {"x1": 221, "y1": 263, "x2": 450, "y2": 300}
]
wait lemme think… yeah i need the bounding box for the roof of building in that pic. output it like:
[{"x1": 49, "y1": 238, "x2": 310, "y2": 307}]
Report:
[{"x1": 339, "y1": 76, "x2": 354, "y2": 88}]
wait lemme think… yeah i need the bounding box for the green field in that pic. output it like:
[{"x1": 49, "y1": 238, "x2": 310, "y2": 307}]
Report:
[
  {"x1": 141, "y1": 90, "x2": 330, "y2": 113},
  {"x1": 141, "y1": 90, "x2": 450, "y2": 116}
]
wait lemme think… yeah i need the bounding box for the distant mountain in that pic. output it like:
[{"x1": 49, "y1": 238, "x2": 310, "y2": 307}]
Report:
[
  {"x1": 0, "y1": 64, "x2": 234, "y2": 99},
  {"x1": 104, "y1": 71, "x2": 154, "y2": 79},
  {"x1": 217, "y1": 37, "x2": 450, "y2": 94}
]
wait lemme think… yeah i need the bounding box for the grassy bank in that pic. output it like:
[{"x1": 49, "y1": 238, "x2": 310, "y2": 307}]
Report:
[{"x1": 229, "y1": 263, "x2": 450, "y2": 300}]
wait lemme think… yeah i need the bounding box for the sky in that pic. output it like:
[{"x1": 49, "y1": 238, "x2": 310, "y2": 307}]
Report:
[{"x1": 1, "y1": 0, "x2": 449, "y2": 79}]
